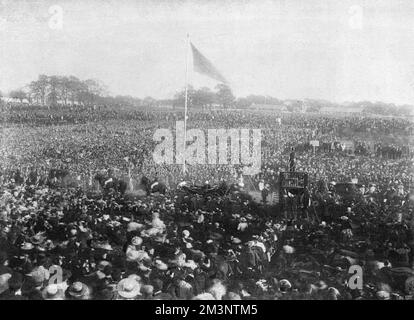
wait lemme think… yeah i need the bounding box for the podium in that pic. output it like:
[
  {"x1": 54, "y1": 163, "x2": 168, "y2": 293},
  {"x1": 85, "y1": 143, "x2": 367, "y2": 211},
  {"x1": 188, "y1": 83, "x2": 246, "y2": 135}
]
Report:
[{"x1": 279, "y1": 171, "x2": 309, "y2": 210}]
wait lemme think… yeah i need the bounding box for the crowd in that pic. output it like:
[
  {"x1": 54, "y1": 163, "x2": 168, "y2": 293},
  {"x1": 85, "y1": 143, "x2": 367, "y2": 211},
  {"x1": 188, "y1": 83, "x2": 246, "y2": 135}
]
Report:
[{"x1": 0, "y1": 103, "x2": 413, "y2": 300}]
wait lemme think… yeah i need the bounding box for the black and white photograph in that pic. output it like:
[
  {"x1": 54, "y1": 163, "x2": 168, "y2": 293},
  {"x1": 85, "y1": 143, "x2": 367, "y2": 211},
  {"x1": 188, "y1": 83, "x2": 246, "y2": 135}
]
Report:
[{"x1": 0, "y1": 0, "x2": 413, "y2": 307}]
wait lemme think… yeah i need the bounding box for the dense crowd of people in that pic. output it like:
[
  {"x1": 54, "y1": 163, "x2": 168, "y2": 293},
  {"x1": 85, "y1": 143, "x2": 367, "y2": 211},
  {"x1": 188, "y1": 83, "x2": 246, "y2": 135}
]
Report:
[{"x1": 0, "y1": 102, "x2": 413, "y2": 300}]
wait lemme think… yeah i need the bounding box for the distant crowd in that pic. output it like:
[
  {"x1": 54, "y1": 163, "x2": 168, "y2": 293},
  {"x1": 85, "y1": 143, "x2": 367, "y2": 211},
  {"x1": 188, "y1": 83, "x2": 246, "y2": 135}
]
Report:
[{"x1": 0, "y1": 103, "x2": 413, "y2": 300}]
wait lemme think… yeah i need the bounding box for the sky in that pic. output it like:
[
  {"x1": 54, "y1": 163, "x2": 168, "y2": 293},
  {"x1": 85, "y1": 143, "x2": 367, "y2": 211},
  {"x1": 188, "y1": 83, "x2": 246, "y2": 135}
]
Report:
[{"x1": 1, "y1": 0, "x2": 414, "y2": 105}]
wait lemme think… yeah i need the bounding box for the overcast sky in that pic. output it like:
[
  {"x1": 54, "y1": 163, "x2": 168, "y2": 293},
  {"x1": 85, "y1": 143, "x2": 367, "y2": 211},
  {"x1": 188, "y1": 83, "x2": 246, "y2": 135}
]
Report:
[{"x1": 1, "y1": 0, "x2": 414, "y2": 104}]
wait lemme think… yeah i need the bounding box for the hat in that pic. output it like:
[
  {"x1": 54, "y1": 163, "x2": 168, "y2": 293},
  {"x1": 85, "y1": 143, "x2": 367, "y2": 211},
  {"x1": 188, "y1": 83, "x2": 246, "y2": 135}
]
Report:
[
  {"x1": 126, "y1": 249, "x2": 149, "y2": 262},
  {"x1": 117, "y1": 278, "x2": 141, "y2": 299},
  {"x1": 316, "y1": 280, "x2": 328, "y2": 290},
  {"x1": 184, "y1": 260, "x2": 198, "y2": 270},
  {"x1": 192, "y1": 292, "x2": 215, "y2": 300},
  {"x1": 93, "y1": 242, "x2": 113, "y2": 251},
  {"x1": 42, "y1": 284, "x2": 64, "y2": 300},
  {"x1": 29, "y1": 267, "x2": 49, "y2": 286},
  {"x1": 154, "y1": 260, "x2": 168, "y2": 271},
  {"x1": 279, "y1": 279, "x2": 292, "y2": 292},
  {"x1": 126, "y1": 249, "x2": 140, "y2": 262},
  {"x1": 21, "y1": 242, "x2": 34, "y2": 251},
  {"x1": 29, "y1": 233, "x2": 46, "y2": 245},
  {"x1": 282, "y1": 245, "x2": 295, "y2": 254},
  {"x1": 67, "y1": 281, "x2": 89, "y2": 299},
  {"x1": 127, "y1": 222, "x2": 144, "y2": 232},
  {"x1": 131, "y1": 236, "x2": 143, "y2": 246},
  {"x1": 328, "y1": 287, "x2": 340, "y2": 296},
  {"x1": 231, "y1": 237, "x2": 241, "y2": 244},
  {"x1": 376, "y1": 290, "x2": 390, "y2": 300},
  {"x1": 127, "y1": 274, "x2": 142, "y2": 282}
]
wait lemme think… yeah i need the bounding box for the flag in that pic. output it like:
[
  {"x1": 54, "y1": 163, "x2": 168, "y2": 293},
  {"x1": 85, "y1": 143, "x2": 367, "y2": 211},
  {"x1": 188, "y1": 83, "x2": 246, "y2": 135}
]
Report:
[{"x1": 191, "y1": 42, "x2": 227, "y2": 84}]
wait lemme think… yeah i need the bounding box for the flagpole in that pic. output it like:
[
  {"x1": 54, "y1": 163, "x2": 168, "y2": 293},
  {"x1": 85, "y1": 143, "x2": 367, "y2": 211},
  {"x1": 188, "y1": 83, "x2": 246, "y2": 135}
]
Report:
[{"x1": 183, "y1": 33, "x2": 190, "y2": 175}]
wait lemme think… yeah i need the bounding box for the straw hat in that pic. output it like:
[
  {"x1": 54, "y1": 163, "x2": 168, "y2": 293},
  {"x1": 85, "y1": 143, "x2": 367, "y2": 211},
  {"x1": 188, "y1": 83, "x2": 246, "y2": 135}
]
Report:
[
  {"x1": 28, "y1": 267, "x2": 49, "y2": 286},
  {"x1": 154, "y1": 259, "x2": 168, "y2": 271},
  {"x1": 42, "y1": 284, "x2": 64, "y2": 300},
  {"x1": 282, "y1": 245, "x2": 295, "y2": 254},
  {"x1": 67, "y1": 282, "x2": 89, "y2": 299},
  {"x1": 21, "y1": 242, "x2": 34, "y2": 251},
  {"x1": 127, "y1": 222, "x2": 144, "y2": 232},
  {"x1": 94, "y1": 242, "x2": 113, "y2": 251},
  {"x1": 131, "y1": 236, "x2": 143, "y2": 246},
  {"x1": 376, "y1": 290, "x2": 390, "y2": 300},
  {"x1": 279, "y1": 279, "x2": 292, "y2": 292},
  {"x1": 126, "y1": 249, "x2": 149, "y2": 262},
  {"x1": 117, "y1": 278, "x2": 141, "y2": 299},
  {"x1": 231, "y1": 237, "x2": 242, "y2": 244}
]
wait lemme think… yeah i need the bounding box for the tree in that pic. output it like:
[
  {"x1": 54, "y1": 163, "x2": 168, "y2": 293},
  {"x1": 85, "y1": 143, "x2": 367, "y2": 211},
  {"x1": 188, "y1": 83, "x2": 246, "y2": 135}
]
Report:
[
  {"x1": 143, "y1": 96, "x2": 156, "y2": 107},
  {"x1": 84, "y1": 79, "x2": 107, "y2": 97},
  {"x1": 47, "y1": 76, "x2": 59, "y2": 106},
  {"x1": 193, "y1": 87, "x2": 216, "y2": 109},
  {"x1": 56, "y1": 76, "x2": 71, "y2": 105},
  {"x1": 80, "y1": 79, "x2": 107, "y2": 105},
  {"x1": 9, "y1": 89, "x2": 27, "y2": 103},
  {"x1": 29, "y1": 74, "x2": 49, "y2": 105},
  {"x1": 215, "y1": 84, "x2": 234, "y2": 108},
  {"x1": 173, "y1": 86, "x2": 196, "y2": 109},
  {"x1": 67, "y1": 76, "x2": 83, "y2": 105},
  {"x1": 306, "y1": 105, "x2": 321, "y2": 113}
]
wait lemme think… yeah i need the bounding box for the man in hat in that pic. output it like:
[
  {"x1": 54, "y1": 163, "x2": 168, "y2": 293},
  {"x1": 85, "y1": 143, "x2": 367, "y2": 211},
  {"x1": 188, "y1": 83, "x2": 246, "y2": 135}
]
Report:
[{"x1": 66, "y1": 281, "x2": 90, "y2": 300}]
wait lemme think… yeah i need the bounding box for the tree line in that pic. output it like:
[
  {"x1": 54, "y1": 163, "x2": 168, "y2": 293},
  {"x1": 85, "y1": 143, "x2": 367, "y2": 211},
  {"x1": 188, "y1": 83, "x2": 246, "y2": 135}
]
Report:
[
  {"x1": 2, "y1": 75, "x2": 237, "y2": 109},
  {"x1": 1, "y1": 75, "x2": 412, "y2": 116},
  {"x1": 5, "y1": 75, "x2": 108, "y2": 106}
]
